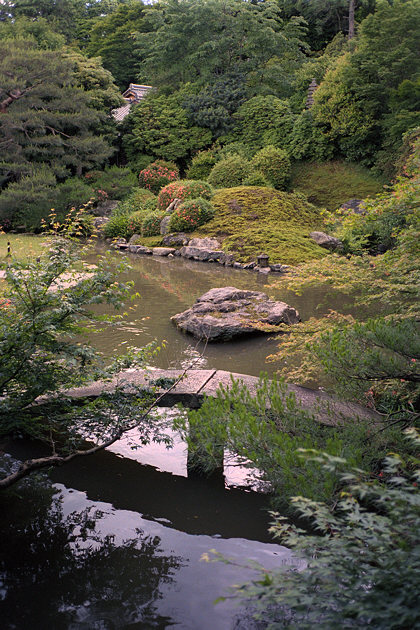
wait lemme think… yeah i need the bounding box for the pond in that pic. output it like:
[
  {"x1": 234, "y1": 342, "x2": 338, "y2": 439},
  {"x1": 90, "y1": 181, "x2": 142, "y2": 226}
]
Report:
[{"x1": 1, "y1": 245, "x2": 352, "y2": 629}]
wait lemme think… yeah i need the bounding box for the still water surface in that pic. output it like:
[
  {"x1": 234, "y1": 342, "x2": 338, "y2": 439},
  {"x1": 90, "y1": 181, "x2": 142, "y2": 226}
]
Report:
[{"x1": 2, "y1": 249, "x2": 349, "y2": 629}]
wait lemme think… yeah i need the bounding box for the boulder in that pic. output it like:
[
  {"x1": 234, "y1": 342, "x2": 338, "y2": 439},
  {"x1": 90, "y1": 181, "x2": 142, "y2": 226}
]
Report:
[
  {"x1": 162, "y1": 233, "x2": 189, "y2": 247},
  {"x1": 92, "y1": 200, "x2": 119, "y2": 217},
  {"x1": 128, "y1": 233, "x2": 141, "y2": 245},
  {"x1": 160, "y1": 215, "x2": 172, "y2": 235},
  {"x1": 164, "y1": 198, "x2": 182, "y2": 214},
  {"x1": 152, "y1": 247, "x2": 176, "y2": 256},
  {"x1": 309, "y1": 231, "x2": 343, "y2": 251},
  {"x1": 129, "y1": 245, "x2": 152, "y2": 255},
  {"x1": 339, "y1": 199, "x2": 365, "y2": 214},
  {"x1": 171, "y1": 286, "x2": 300, "y2": 342},
  {"x1": 180, "y1": 237, "x2": 224, "y2": 263}
]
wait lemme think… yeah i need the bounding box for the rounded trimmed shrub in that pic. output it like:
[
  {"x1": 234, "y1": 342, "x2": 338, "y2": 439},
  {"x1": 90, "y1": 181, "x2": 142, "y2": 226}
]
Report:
[
  {"x1": 207, "y1": 155, "x2": 252, "y2": 188},
  {"x1": 186, "y1": 150, "x2": 217, "y2": 180},
  {"x1": 157, "y1": 180, "x2": 214, "y2": 211},
  {"x1": 103, "y1": 214, "x2": 131, "y2": 239},
  {"x1": 139, "y1": 160, "x2": 179, "y2": 194},
  {"x1": 251, "y1": 145, "x2": 291, "y2": 189},
  {"x1": 142, "y1": 211, "x2": 165, "y2": 237},
  {"x1": 242, "y1": 171, "x2": 272, "y2": 187},
  {"x1": 169, "y1": 198, "x2": 215, "y2": 232},
  {"x1": 126, "y1": 211, "x2": 146, "y2": 236}
]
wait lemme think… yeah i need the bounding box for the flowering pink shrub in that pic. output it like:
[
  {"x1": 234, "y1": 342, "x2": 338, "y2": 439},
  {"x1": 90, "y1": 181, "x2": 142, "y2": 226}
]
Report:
[
  {"x1": 142, "y1": 212, "x2": 165, "y2": 237},
  {"x1": 139, "y1": 161, "x2": 179, "y2": 195},
  {"x1": 157, "y1": 180, "x2": 213, "y2": 211},
  {"x1": 169, "y1": 198, "x2": 215, "y2": 232}
]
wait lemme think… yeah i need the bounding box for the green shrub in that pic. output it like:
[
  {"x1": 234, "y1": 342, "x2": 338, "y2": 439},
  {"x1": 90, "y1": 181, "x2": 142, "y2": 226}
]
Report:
[
  {"x1": 169, "y1": 198, "x2": 215, "y2": 232},
  {"x1": 224, "y1": 434, "x2": 420, "y2": 629},
  {"x1": 142, "y1": 211, "x2": 164, "y2": 237},
  {"x1": 207, "y1": 155, "x2": 252, "y2": 188},
  {"x1": 102, "y1": 214, "x2": 131, "y2": 239},
  {"x1": 138, "y1": 160, "x2": 179, "y2": 195},
  {"x1": 84, "y1": 166, "x2": 138, "y2": 200},
  {"x1": 251, "y1": 145, "x2": 291, "y2": 190},
  {"x1": 53, "y1": 178, "x2": 95, "y2": 216},
  {"x1": 157, "y1": 180, "x2": 214, "y2": 211},
  {"x1": 113, "y1": 188, "x2": 157, "y2": 217},
  {"x1": 125, "y1": 211, "x2": 145, "y2": 237},
  {"x1": 186, "y1": 150, "x2": 217, "y2": 180},
  {"x1": 0, "y1": 166, "x2": 56, "y2": 230},
  {"x1": 242, "y1": 171, "x2": 271, "y2": 187}
]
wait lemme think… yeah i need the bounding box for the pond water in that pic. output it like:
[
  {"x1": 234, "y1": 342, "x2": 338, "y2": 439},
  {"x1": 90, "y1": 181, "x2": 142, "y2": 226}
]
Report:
[
  {"x1": 87, "y1": 245, "x2": 353, "y2": 379},
  {"x1": 1, "y1": 247, "x2": 351, "y2": 629}
]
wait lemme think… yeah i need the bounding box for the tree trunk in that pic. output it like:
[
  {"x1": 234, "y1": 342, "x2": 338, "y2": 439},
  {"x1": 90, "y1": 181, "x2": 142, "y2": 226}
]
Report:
[{"x1": 349, "y1": 0, "x2": 355, "y2": 40}]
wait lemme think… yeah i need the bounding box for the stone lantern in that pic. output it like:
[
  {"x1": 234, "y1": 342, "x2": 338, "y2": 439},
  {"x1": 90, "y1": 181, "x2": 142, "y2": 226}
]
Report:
[{"x1": 257, "y1": 253, "x2": 269, "y2": 268}]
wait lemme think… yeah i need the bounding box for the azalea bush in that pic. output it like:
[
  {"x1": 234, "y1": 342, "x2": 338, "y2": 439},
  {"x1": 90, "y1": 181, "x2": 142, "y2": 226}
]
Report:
[
  {"x1": 169, "y1": 198, "x2": 215, "y2": 232},
  {"x1": 157, "y1": 180, "x2": 214, "y2": 211},
  {"x1": 113, "y1": 189, "x2": 157, "y2": 217},
  {"x1": 138, "y1": 160, "x2": 179, "y2": 195}
]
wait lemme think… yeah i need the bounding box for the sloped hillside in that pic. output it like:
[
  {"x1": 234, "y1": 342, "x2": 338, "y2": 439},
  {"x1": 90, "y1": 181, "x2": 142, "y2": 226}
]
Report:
[{"x1": 198, "y1": 186, "x2": 327, "y2": 265}]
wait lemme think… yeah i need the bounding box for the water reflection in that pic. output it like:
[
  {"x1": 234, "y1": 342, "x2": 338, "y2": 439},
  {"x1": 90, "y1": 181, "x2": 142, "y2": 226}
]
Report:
[
  {"x1": 0, "y1": 483, "x2": 180, "y2": 629},
  {"x1": 0, "y1": 479, "x2": 293, "y2": 630}
]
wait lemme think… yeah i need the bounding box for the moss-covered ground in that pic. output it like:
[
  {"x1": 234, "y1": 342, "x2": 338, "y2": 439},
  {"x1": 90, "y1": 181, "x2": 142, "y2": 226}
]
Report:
[
  {"x1": 290, "y1": 161, "x2": 384, "y2": 210},
  {"x1": 194, "y1": 186, "x2": 327, "y2": 265}
]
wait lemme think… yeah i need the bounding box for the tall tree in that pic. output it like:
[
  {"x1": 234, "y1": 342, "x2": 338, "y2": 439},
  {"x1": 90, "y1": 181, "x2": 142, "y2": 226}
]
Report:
[
  {"x1": 135, "y1": 0, "x2": 307, "y2": 93},
  {"x1": 0, "y1": 39, "x2": 121, "y2": 185}
]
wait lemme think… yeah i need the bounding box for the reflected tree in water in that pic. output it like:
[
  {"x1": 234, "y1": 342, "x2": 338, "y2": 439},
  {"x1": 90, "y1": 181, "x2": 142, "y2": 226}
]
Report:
[{"x1": 0, "y1": 482, "x2": 182, "y2": 629}]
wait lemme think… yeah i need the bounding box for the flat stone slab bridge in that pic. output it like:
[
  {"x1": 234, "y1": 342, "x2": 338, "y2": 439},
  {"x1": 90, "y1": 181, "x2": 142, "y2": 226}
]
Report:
[{"x1": 68, "y1": 368, "x2": 379, "y2": 423}]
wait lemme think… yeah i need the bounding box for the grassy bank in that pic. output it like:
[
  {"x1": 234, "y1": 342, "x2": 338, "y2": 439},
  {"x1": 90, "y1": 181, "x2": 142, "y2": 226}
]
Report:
[
  {"x1": 290, "y1": 161, "x2": 384, "y2": 210},
  {"x1": 0, "y1": 234, "x2": 46, "y2": 264}
]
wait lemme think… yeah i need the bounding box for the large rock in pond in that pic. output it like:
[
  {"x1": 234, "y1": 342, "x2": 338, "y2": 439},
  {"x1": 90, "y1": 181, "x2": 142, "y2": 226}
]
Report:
[
  {"x1": 171, "y1": 287, "x2": 300, "y2": 341},
  {"x1": 179, "y1": 237, "x2": 224, "y2": 262}
]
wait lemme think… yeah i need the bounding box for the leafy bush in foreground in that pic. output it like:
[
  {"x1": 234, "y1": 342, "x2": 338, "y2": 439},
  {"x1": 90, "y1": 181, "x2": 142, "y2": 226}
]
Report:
[
  {"x1": 169, "y1": 198, "x2": 215, "y2": 232},
  {"x1": 217, "y1": 432, "x2": 420, "y2": 629}
]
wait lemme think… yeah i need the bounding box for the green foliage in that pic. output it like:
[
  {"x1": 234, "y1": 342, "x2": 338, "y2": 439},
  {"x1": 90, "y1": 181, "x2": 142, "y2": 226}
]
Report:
[
  {"x1": 102, "y1": 214, "x2": 131, "y2": 239},
  {"x1": 86, "y1": 1, "x2": 149, "y2": 90},
  {"x1": 0, "y1": 37, "x2": 119, "y2": 198},
  {"x1": 180, "y1": 376, "x2": 408, "y2": 504},
  {"x1": 325, "y1": 140, "x2": 419, "y2": 253},
  {"x1": 123, "y1": 91, "x2": 212, "y2": 166},
  {"x1": 157, "y1": 180, "x2": 214, "y2": 211},
  {"x1": 53, "y1": 177, "x2": 95, "y2": 218},
  {"x1": 231, "y1": 96, "x2": 295, "y2": 153},
  {"x1": 290, "y1": 161, "x2": 384, "y2": 209},
  {"x1": 217, "y1": 142, "x2": 253, "y2": 161},
  {"x1": 169, "y1": 198, "x2": 215, "y2": 232},
  {"x1": 183, "y1": 70, "x2": 247, "y2": 137},
  {"x1": 138, "y1": 160, "x2": 179, "y2": 195},
  {"x1": 220, "y1": 433, "x2": 420, "y2": 629},
  {"x1": 199, "y1": 186, "x2": 325, "y2": 264},
  {"x1": 113, "y1": 188, "x2": 157, "y2": 218},
  {"x1": 207, "y1": 155, "x2": 252, "y2": 188},
  {"x1": 251, "y1": 146, "x2": 291, "y2": 190},
  {"x1": 186, "y1": 151, "x2": 217, "y2": 180},
  {"x1": 242, "y1": 171, "x2": 271, "y2": 188},
  {"x1": 136, "y1": 0, "x2": 307, "y2": 93},
  {"x1": 85, "y1": 167, "x2": 137, "y2": 201},
  {"x1": 0, "y1": 166, "x2": 57, "y2": 230},
  {"x1": 287, "y1": 110, "x2": 334, "y2": 162},
  {"x1": 311, "y1": 1, "x2": 420, "y2": 171},
  {"x1": 141, "y1": 211, "x2": 164, "y2": 237}
]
